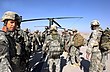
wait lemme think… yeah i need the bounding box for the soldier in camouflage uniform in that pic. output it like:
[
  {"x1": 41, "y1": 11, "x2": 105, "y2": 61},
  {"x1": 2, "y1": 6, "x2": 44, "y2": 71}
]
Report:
[
  {"x1": 14, "y1": 27, "x2": 27, "y2": 72},
  {"x1": 67, "y1": 29, "x2": 80, "y2": 67},
  {"x1": 86, "y1": 20, "x2": 103, "y2": 72},
  {"x1": 33, "y1": 30, "x2": 41, "y2": 52},
  {"x1": 23, "y1": 28, "x2": 31, "y2": 58},
  {"x1": 42, "y1": 25, "x2": 63, "y2": 72},
  {"x1": 0, "y1": 11, "x2": 22, "y2": 72},
  {"x1": 61, "y1": 29, "x2": 70, "y2": 52},
  {"x1": 23, "y1": 28, "x2": 32, "y2": 71},
  {"x1": 43, "y1": 26, "x2": 50, "y2": 37}
]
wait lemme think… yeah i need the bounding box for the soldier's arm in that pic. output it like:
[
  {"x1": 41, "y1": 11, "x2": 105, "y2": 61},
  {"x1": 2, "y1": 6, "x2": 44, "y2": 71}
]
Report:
[
  {"x1": 42, "y1": 35, "x2": 51, "y2": 52},
  {"x1": 59, "y1": 35, "x2": 64, "y2": 48},
  {"x1": 0, "y1": 31, "x2": 9, "y2": 58},
  {"x1": 86, "y1": 32, "x2": 93, "y2": 60},
  {"x1": 86, "y1": 47, "x2": 92, "y2": 60}
]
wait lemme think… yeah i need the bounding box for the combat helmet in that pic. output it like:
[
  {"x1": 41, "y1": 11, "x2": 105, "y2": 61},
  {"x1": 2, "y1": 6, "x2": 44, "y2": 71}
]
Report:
[
  {"x1": 24, "y1": 28, "x2": 29, "y2": 32},
  {"x1": 50, "y1": 25, "x2": 57, "y2": 31},
  {"x1": 91, "y1": 20, "x2": 100, "y2": 26},
  {"x1": 35, "y1": 30, "x2": 39, "y2": 33},
  {"x1": 72, "y1": 28, "x2": 77, "y2": 32},
  {"x1": 1, "y1": 11, "x2": 22, "y2": 23}
]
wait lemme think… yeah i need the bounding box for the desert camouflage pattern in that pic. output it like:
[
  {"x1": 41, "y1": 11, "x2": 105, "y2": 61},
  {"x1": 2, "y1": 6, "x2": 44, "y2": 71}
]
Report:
[{"x1": 86, "y1": 27, "x2": 103, "y2": 72}]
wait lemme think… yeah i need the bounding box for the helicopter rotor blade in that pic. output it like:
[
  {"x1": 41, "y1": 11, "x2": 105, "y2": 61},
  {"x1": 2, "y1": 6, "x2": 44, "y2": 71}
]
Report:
[
  {"x1": 21, "y1": 17, "x2": 83, "y2": 22},
  {"x1": 52, "y1": 17, "x2": 83, "y2": 19},
  {"x1": 21, "y1": 18, "x2": 49, "y2": 22},
  {"x1": 52, "y1": 19, "x2": 62, "y2": 27}
]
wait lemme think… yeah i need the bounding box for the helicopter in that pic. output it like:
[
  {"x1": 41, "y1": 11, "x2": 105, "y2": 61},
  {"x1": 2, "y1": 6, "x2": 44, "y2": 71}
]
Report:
[{"x1": 21, "y1": 16, "x2": 83, "y2": 28}]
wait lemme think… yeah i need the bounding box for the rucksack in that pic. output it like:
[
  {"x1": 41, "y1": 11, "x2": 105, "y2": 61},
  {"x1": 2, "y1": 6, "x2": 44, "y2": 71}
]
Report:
[
  {"x1": 73, "y1": 33, "x2": 85, "y2": 47},
  {"x1": 100, "y1": 27, "x2": 110, "y2": 51},
  {"x1": 48, "y1": 35, "x2": 62, "y2": 58}
]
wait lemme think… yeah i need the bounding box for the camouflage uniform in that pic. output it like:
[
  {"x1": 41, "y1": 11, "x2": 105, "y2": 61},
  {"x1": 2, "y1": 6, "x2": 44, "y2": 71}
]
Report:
[
  {"x1": 0, "y1": 31, "x2": 12, "y2": 72},
  {"x1": 100, "y1": 28, "x2": 110, "y2": 70},
  {"x1": 86, "y1": 20, "x2": 103, "y2": 72},
  {"x1": 68, "y1": 29, "x2": 80, "y2": 65},
  {"x1": 33, "y1": 30, "x2": 41, "y2": 52},
  {"x1": 42, "y1": 25, "x2": 63, "y2": 72},
  {"x1": 7, "y1": 32, "x2": 21, "y2": 72},
  {"x1": 14, "y1": 28, "x2": 27, "y2": 72},
  {"x1": 61, "y1": 30, "x2": 70, "y2": 51},
  {"x1": 69, "y1": 45, "x2": 80, "y2": 65},
  {"x1": 0, "y1": 11, "x2": 22, "y2": 72},
  {"x1": 24, "y1": 28, "x2": 31, "y2": 57}
]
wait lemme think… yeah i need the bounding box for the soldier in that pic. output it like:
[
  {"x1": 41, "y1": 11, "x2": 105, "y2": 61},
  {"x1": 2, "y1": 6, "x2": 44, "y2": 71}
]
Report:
[
  {"x1": 23, "y1": 28, "x2": 32, "y2": 71},
  {"x1": 33, "y1": 30, "x2": 41, "y2": 52},
  {"x1": 86, "y1": 20, "x2": 103, "y2": 72},
  {"x1": 0, "y1": 11, "x2": 22, "y2": 72},
  {"x1": 14, "y1": 27, "x2": 27, "y2": 72},
  {"x1": 43, "y1": 26, "x2": 50, "y2": 36},
  {"x1": 68, "y1": 29, "x2": 81, "y2": 67},
  {"x1": 42, "y1": 25, "x2": 63, "y2": 72},
  {"x1": 42, "y1": 26, "x2": 50, "y2": 45},
  {"x1": 24, "y1": 28, "x2": 31, "y2": 57},
  {"x1": 61, "y1": 29, "x2": 70, "y2": 51}
]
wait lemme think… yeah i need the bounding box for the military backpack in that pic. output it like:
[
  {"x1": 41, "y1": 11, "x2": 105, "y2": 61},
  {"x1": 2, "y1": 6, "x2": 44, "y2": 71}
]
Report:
[
  {"x1": 100, "y1": 27, "x2": 110, "y2": 51},
  {"x1": 73, "y1": 33, "x2": 85, "y2": 48}
]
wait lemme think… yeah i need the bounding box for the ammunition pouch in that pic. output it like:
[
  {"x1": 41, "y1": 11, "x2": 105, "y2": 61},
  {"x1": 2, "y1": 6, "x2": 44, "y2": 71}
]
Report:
[
  {"x1": 49, "y1": 51, "x2": 61, "y2": 59},
  {"x1": 11, "y1": 56, "x2": 20, "y2": 66}
]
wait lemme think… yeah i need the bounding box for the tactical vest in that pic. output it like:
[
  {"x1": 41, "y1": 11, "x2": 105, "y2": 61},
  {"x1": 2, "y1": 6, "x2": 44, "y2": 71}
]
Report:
[
  {"x1": 5, "y1": 33, "x2": 16, "y2": 59},
  {"x1": 48, "y1": 34, "x2": 62, "y2": 59},
  {"x1": 14, "y1": 29, "x2": 25, "y2": 56}
]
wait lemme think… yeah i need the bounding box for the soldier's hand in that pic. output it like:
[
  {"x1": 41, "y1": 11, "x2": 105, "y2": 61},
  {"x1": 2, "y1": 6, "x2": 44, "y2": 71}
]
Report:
[{"x1": 86, "y1": 53, "x2": 91, "y2": 60}]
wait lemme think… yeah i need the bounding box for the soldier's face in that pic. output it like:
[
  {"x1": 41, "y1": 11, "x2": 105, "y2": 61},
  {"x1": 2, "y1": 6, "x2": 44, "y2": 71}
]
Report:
[
  {"x1": 6, "y1": 20, "x2": 17, "y2": 31},
  {"x1": 91, "y1": 25, "x2": 99, "y2": 30}
]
